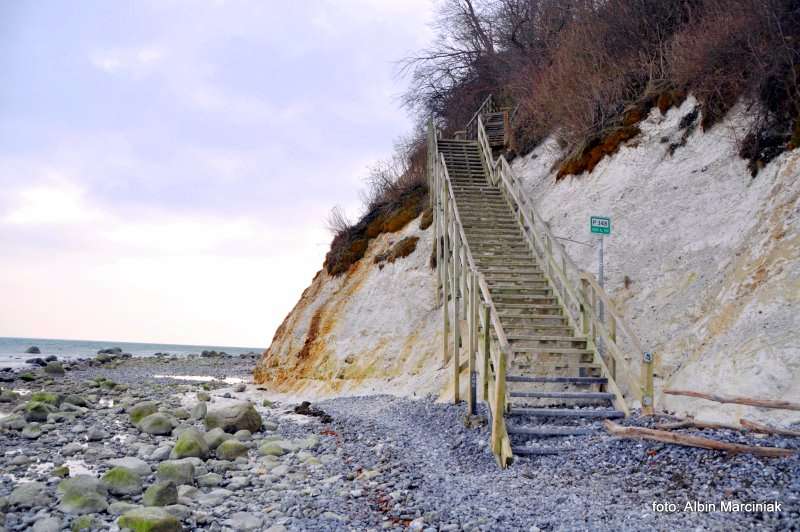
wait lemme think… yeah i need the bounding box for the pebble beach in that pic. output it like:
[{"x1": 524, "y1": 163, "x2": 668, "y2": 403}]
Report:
[{"x1": 0, "y1": 351, "x2": 798, "y2": 531}]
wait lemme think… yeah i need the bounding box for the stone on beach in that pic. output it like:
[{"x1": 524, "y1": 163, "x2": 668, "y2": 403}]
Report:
[
  {"x1": 129, "y1": 400, "x2": 160, "y2": 425},
  {"x1": 57, "y1": 475, "x2": 108, "y2": 514},
  {"x1": 143, "y1": 480, "x2": 178, "y2": 507},
  {"x1": 170, "y1": 427, "x2": 209, "y2": 459},
  {"x1": 101, "y1": 466, "x2": 143, "y2": 495},
  {"x1": 204, "y1": 402, "x2": 262, "y2": 433},
  {"x1": 157, "y1": 460, "x2": 195, "y2": 485},
  {"x1": 216, "y1": 439, "x2": 249, "y2": 460},
  {"x1": 138, "y1": 413, "x2": 176, "y2": 435},
  {"x1": 118, "y1": 506, "x2": 183, "y2": 532}
]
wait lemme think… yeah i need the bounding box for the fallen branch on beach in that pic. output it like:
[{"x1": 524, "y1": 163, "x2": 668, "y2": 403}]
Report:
[
  {"x1": 655, "y1": 418, "x2": 746, "y2": 432},
  {"x1": 740, "y1": 418, "x2": 800, "y2": 437},
  {"x1": 664, "y1": 389, "x2": 800, "y2": 411},
  {"x1": 603, "y1": 420, "x2": 796, "y2": 458}
]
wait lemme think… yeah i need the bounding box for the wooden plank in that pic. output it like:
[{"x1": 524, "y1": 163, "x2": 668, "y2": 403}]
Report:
[
  {"x1": 664, "y1": 390, "x2": 800, "y2": 412},
  {"x1": 740, "y1": 419, "x2": 800, "y2": 437},
  {"x1": 510, "y1": 408, "x2": 624, "y2": 419},
  {"x1": 604, "y1": 420, "x2": 796, "y2": 458}
]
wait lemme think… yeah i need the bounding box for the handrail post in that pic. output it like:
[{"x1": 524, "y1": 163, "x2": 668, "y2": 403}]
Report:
[
  {"x1": 492, "y1": 344, "x2": 507, "y2": 455},
  {"x1": 467, "y1": 270, "x2": 477, "y2": 415},
  {"x1": 641, "y1": 351, "x2": 655, "y2": 416},
  {"x1": 441, "y1": 178, "x2": 450, "y2": 367},
  {"x1": 481, "y1": 302, "x2": 490, "y2": 402},
  {"x1": 452, "y1": 223, "x2": 461, "y2": 404}
]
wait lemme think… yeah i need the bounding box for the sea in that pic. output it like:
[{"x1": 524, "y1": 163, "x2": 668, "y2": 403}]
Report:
[{"x1": 0, "y1": 336, "x2": 264, "y2": 369}]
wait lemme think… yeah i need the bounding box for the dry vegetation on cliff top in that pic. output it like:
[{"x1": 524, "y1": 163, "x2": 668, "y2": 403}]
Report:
[{"x1": 401, "y1": 0, "x2": 800, "y2": 177}]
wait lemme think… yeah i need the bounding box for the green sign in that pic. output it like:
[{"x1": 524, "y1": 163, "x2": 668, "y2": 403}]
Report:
[{"x1": 590, "y1": 216, "x2": 611, "y2": 235}]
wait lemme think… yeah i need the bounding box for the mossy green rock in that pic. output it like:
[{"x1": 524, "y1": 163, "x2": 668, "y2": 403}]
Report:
[
  {"x1": 71, "y1": 515, "x2": 96, "y2": 532},
  {"x1": 142, "y1": 480, "x2": 178, "y2": 507},
  {"x1": 129, "y1": 400, "x2": 160, "y2": 425},
  {"x1": 0, "y1": 388, "x2": 20, "y2": 403},
  {"x1": 170, "y1": 428, "x2": 208, "y2": 459},
  {"x1": 44, "y1": 361, "x2": 65, "y2": 375},
  {"x1": 29, "y1": 391, "x2": 61, "y2": 406},
  {"x1": 258, "y1": 442, "x2": 287, "y2": 457},
  {"x1": 118, "y1": 506, "x2": 182, "y2": 532},
  {"x1": 52, "y1": 465, "x2": 70, "y2": 478},
  {"x1": 156, "y1": 460, "x2": 194, "y2": 485},
  {"x1": 19, "y1": 372, "x2": 36, "y2": 382},
  {"x1": 216, "y1": 439, "x2": 248, "y2": 461},
  {"x1": 57, "y1": 475, "x2": 108, "y2": 514},
  {"x1": 138, "y1": 413, "x2": 175, "y2": 435},
  {"x1": 63, "y1": 394, "x2": 88, "y2": 407},
  {"x1": 203, "y1": 427, "x2": 231, "y2": 450},
  {"x1": 24, "y1": 401, "x2": 55, "y2": 422},
  {"x1": 204, "y1": 402, "x2": 262, "y2": 434},
  {"x1": 101, "y1": 466, "x2": 143, "y2": 495}
]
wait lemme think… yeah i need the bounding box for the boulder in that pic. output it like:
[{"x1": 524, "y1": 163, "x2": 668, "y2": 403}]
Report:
[
  {"x1": 25, "y1": 346, "x2": 41, "y2": 354},
  {"x1": 170, "y1": 428, "x2": 209, "y2": 459},
  {"x1": 107, "y1": 457, "x2": 150, "y2": 477},
  {"x1": 31, "y1": 516, "x2": 62, "y2": 532},
  {"x1": 216, "y1": 439, "x2": 248, "y2": 461},
  {"x1": 138, "y1": 413, "x2": 175, "y2": 435},
  {"x1": 258, "y1": 442, "x2": 287, "y2": 457},
  {"x1": 24, "y1": 401, "x2": 56, "y2": 422},
  {"x1": 25, "y1": 357, "x2": 46, "y2": 366},
  {"x1": 157, "y1": 460, "x2": 195, "y2": 485},
  {"x1": 101, "y1": 466, "x2": 143, "y2": 495},
  {"x1": 44, "y1": 362, "x2": 65, "y2": 376},
  {"x1": 190, "y1": 402, "x2": 207, "y2": 421},
  {"x1": 0, "y1": 388, "x2": 20, "y2": 403},
  {"x1": 57, "y1": 475, "x2": 108, "y2": 514},
  {"x1": 118, "y1": 506, "x2": 182, "y2": 532},
  {"x1": 204, "y1": 402, "x2": 261, "y2": 433},
  {"x1": 9, "y1": 481, "x2": 51, "y2": 508},
  {"x1": 63, "y1": 394, "x2": 88, "y2": 408},
  {"x1": 203, "y1": 427, "x2": 232, "y2": 449},
  {"x1": 29, "y1": 391, "x2": 62, "y2": 406},
  {"x1": 128, "y1": 400, "x2": 160, "y2": 425},
  {"x1": 143, "y1": 480, "x2": 178, "y2": 507},
  {"x1": 22, "y1": 423, "x2": 42, "y2": 439}
]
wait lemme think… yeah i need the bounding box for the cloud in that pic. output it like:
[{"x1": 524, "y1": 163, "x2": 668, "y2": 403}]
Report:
[
  {"x1": 89, "y1": 45, "x2": 165, "y2": 78},
  {"x1": 2, "y1": 175, "x2": 104, "y2": 226}
]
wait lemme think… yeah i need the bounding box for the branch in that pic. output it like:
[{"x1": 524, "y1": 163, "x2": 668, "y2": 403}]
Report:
[
  {"x1": 740, "y1": 419, "x2": 800, "y2": 438},
  {"x1": 664, "y1": 389, "x2": 800, "y2": 412},
  {"x1": 604, "y1": 421, "x2": 795, "y2": 458}
]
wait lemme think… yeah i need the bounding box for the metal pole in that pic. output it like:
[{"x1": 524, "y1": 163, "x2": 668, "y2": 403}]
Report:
[{"x1": 598, "y1": 235, "x2": 605, "y2": 322}]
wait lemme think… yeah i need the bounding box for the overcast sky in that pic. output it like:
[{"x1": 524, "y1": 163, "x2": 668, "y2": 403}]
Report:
[{"x1": 0, "y1": 0, "x2": 435, "y2": 347}]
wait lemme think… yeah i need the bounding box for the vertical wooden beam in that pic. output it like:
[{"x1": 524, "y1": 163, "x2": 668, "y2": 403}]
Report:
[
  {"x1": 492, "y1": 346, "x2": 507, "y2": 454},
  {"x1": 467, "y1": 271, "x2": 477, "y2": 415},
  {"x1": 441, "y1": 180, "x2": 449, "y2": 367},
  {"x1": 641, "y1": 351, "x2": 655, "y2": 416},
  {"x1": 482, "y1": 303, "x2": 490, "y2": 402},
  {"x1": 452, "y1": 225, "x2": 461, "y2": 404}
]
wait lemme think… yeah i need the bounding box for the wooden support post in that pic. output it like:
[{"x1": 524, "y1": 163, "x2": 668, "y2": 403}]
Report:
[
  {"x1": 467, "y1": 271, "x2": 477, "y2": 415},
  {"x1": 481, "y1": 303, "x2": 490, "y2": 402},
  {"x1": 607, "y1": 314, "x2": 617, "y2": 380},
  {"x1": 641, "y1": 351, "x2": 654, "y2": 416},
  {"x1": 491, "y1": 347, "x2": 507, "y2": 454},
  {"x1": 441, "y1": 183, "x2": 449, "y2": 367},
  {"x1": 452, "y1": 226, "x2": 461, "y2": 404},
  {"x1": 461, "y1": 248, "x2": 468, "y2": 316}
]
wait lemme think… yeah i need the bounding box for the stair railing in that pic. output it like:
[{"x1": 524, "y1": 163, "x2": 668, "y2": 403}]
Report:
[
  {"x1": 475, "y1": 115, "x2": 655, "y2": 416},
  {"x1": 428, "y1": 119, "x2": 514, "y2": 467},
  {"x1": 464, "y1": 94, "x2": 496, "y2": 142}
]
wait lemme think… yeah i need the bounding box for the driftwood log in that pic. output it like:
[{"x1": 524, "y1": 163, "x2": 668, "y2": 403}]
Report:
[
  {"x1": 656, "y1": 418, "x2": 745, "y2": 432},
  {"x1": 740, "y1": 418, "x2": 800, "y2": 437},
  {"x1": 603, "y1": 420, "x2": 796, "y2": 458},
  {"x1": 664, "y1": 389, "x2": 800, "y2": 411}
]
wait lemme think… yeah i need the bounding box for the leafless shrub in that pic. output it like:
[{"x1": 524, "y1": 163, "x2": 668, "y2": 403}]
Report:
[{"x1": 325, "y1": 206, "x2": 352, "y2": 236}]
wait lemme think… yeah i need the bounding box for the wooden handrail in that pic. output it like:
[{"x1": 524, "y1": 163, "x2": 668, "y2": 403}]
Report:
[
  {"x1": 473, "y1": 113, "x2": 655, "y2": 415},
  {"x1": 429, "y1": 118, "x2": 513, "y2": 467}
]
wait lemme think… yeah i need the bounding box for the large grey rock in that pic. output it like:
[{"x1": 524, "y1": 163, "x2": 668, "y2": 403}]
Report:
[
  {"x1": 57, "y1": 475, "x2": 108, "y2": 514},
  {"x1": 31, "y1": 517, "x2": 62, "y2": 532},
  {"x1": 203, "y1": 427, "x2": 231, "y2": 449},
  {"x1": 143, "y1": 480, "x2": 178, "y2": 507},
  {"x1": 197, "y1": 488, "x2": 233, "y2": 506},
  {"x1": 128, "y1": 400, "x2": 160, "y2": 425},
  {"x1": 190, "y1": 402, "x2": 207, "y2": 421},
  {"x1": 24, "y1": 401, "x2": 55, "y2": 422},
  {"x1": 107, "y1": 457, "x2": 150, "y2": 477},
  {"x1": 25, "y1": 346, "x2": 41, "y2": 354},
  {"x1": 157, "y1": 460, "x2": 195, "y2": 485},
  {"x1": 225, "y1": 512, "x2": 263, "y2": 530},
  {"x1": 138, "y1": 413, "x2": 175, "y2": 435},
  {"x1": 108, "y1": 501, "x2": 141, "y2": 516},
  {"x1": 204, "y1": 402, "x2": 261, "y2": 433},
  {"x1": 101, "y1": 466, "x2": 143, "y2": 495},
  {"x1": 43, "y1": 361, "x2": 65, "y2": 376},
  {"x1": 170, "y1": 428, "x2": 208, "y2": 459},
  {"x1": 216, "y1": 439, "x2": 248, "y2": 461},
  {"x1": 118, "y1": 507, "x2": 182, "y2": 532},
  {"x1": 9, "y1": 481, "x2": 51, "y2": 508}
]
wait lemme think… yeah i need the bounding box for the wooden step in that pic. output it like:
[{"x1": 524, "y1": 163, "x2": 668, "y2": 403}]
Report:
[
  {"x1": 510, "y1": 347, "x2": 593, "y2": 355},
  {"x1": 510, "y1": 391, "x2": 614, "y2": 400},
  {"x1": 506, "y1": 375, "x2": 608, "y2": 385},
  {"x1": 507, "y1": 426, "x2": 594, "y2": 437},
  {"x1": 508, "y1": 408, "x2": 624, "y2": 419},
  {"x1": 511, "y1": 446, "x2": 572, "y2": 456}
]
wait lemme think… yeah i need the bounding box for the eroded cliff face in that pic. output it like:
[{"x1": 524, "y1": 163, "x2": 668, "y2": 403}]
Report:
[
  {"x1": 513, "y1": 97, "x2": 800, "y2": 425},
  {"x1": 253, "y1": 214, "x2": 447, "y2": 400}
]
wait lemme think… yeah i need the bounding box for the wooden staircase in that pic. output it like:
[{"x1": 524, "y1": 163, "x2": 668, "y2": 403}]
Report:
[{"x1": 438, "y1": 139, "x2": 625, "y2": 457}]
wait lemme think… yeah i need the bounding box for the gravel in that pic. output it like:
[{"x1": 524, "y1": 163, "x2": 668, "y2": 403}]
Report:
[{"x1": 0, "y1": 354, "x2": 797, "y2": 531}]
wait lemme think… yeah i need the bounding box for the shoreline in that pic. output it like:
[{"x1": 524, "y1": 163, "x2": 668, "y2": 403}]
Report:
[{"x1": 0, "y1": 354, "x2": 798, "y2": 531}]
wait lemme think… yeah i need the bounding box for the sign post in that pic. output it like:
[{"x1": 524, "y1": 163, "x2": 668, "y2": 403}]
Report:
[{"x1": 590, "y1": 216, "x2": 611, "y2": 337}]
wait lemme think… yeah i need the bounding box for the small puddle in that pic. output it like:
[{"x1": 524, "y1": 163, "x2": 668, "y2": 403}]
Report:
[{"x1": 153, "y1": 375, "x2": 247, "y2": 385}]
